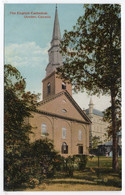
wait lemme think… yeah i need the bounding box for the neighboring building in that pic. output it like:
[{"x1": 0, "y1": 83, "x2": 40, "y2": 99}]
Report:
[
  {"x1": 85, "y1": 98, "x2": 109, "y2": 146},
  {"x1": 28, "y1": 6, "x2": 91, "y2": 157},
  {"x1": 98, "y1": 130, "x2": 122, "y2": 157}
]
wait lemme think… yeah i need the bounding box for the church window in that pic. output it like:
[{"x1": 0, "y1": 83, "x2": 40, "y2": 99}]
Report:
[
  {"x1": 47, "y1": 82, "x2": 51, "y2": 94},
  {"x1": 41, "y1": 123, "x2": 47, "y2": 136},
  {"x1": 62, "y1": 109, "x2": 67, "y2": 113},
  {"x1": 78, "y1": 130, "x2": 82, "y2": 141},
  {"x1": 78, "y1": 145, "x2": 83, "y2": 154},
  {"x1": 62, "y1": 99, "x2": 66, "y2": 103},
  {"x1": 62, "y1": 142, "x2": 68, "y2": 154},
  {"x1": 62, "y1": 127, "x2": 66, "y2": 139},
  {"x1": 62, "y1": 82, "x2": 66, "y2": 90}
]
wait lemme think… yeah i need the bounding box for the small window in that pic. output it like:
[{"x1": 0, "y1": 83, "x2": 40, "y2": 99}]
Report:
[
  {"x1": 47, "y1": 82, "x2": 51, "y2": 94},
  {"x1": 78, "y1": 145, "x2": 83, "y2": 154},
  {"x1": 62, "y1": 82, "x2": 66, "y2": 90},
  {"x1": 78, "y1": 130, "x2": 82, "y2": 141},
  {"x1": 41, "y1": 123, "x2": 47, "y2": 136},
  {"x1": 62, "y1": 142, "x2": 68, "y2": 154},
  {"x1": 62, "y1": 109, "x2": 67, "y2": 113},
  {"x1": 62, "y1": 99, "x2": 66, "y2": 103},
  {"x1": 62, "y1": 127, "x2": 66, "y2": 139}
]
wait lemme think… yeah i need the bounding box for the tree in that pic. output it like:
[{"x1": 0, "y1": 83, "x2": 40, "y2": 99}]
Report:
[
  {"x1": 90, "y1": 136, "x2": 102, "y2": 151},
  {"x1": 30, "y1": 139, "x2": 58, "y2": 181},
  {"x1": 103, "y1": 98, "x2": 121, "y2": 138},
  {"x1": 4, "y1": 64, "x2": 37, "y2": 190},
  {"x1": 58, "y1": 4, "x2": 121, "y2": 171}
]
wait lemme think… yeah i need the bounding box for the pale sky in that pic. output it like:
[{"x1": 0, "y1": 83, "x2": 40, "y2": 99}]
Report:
[{"x1": 4, "y1": 3, "x2": 111, "y2": 111}]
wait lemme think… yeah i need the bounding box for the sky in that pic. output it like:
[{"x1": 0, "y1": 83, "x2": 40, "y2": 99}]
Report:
[{"x1": 4, "y1": 3, "x2": 111, "y2": 111}]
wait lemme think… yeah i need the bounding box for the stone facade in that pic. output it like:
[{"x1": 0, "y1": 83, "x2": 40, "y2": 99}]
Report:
[
  {"x1": 28, "y1": 6, "x2": 91, "y2": 157},
  {"x1": 85, "y1": 98, "x2": 109, "y2": 146}
]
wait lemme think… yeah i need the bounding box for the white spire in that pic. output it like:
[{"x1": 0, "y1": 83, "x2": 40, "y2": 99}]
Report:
[
  {"x1": 46, "y1": 5, "x2": 63, "y2": 76},
  {"x1": 89, "y1": 97, "x2": 94, "y2": 105},
  {"x1": 52, "y1": 5, "x2": 61, "y2": 42}
]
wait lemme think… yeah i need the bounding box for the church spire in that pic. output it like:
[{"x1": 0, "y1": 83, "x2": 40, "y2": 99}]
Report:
[
  {"x1": 51, "y1": 5, "x2": 61, "y2": 43},
  {"x1": 46, "y1": 5, "x2": 63, "y2": 76}
]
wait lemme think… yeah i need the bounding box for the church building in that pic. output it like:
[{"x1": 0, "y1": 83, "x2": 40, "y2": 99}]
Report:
[{"x1": 29, "y1": 6, "x2": 91, "y2": 157}]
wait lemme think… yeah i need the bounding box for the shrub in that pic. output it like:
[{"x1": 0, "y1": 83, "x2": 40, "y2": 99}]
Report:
[
  {"x1": 53, "y1": 155, "x2": 65, "y2": 171},
  {"x1": 30, "y1": 139, "x2": 58, "y2": 182},
  {"x1": 73, "y1": 155, "x2": 88, "y2": 171},
  {"x1": 61, "y1": 155, "x2": 88, "y2": 177},
  {"x1": 29, "y1": 178, "x2": 39, "y2": 188},
  {"x1": 65, "y1": 156, "x2": 74, "y2": 176}
]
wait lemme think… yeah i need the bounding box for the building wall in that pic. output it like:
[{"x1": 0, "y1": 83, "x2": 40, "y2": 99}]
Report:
[
  {"x1": 38, "y1": 93, "x2": 85, "y2": 122},
  {"x1": 42, "y1": 72, "x2": 55, "y2": 99},
  {"x1": 42, "y1": 72, "x2": 72, "y2": 99},
  {"x1": 55, "y1": 75, "x2": 72, "y2": 96},
  {"x1": 90, "y1": 114, "x2": 109, "y2": 144},
  {"x1": 29, "y1": 112, "x2": 89, "y2": 157}
]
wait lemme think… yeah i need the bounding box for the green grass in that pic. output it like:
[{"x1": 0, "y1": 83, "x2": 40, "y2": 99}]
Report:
[
  {"x1": 87, "y1": 156, "x2": 121, "y2": 169},
  {"x1": 18, "y1": 156, "x2": 122, "y2": 191},
  {"x1": 25, "y1": 169, "x2": 121, "y2": 191}
]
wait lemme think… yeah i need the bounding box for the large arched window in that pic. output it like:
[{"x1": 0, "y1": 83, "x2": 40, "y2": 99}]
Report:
[
  {"x1": 47, "y1": 82, "x2": 51, "y2": 94},
  {"x1": 61, "y1": 142, "x2": 68, "y2": 154},
  {"x1": 78, "y1": 130, "x2": 82, "y2": 141},
  {"x1": 41, "y1": 123, "x2": 47, "y2": 136}
]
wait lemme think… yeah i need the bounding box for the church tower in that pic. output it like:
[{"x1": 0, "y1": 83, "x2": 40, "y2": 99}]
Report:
[
  {"x1": 89, "y1": 97, "x2": 94, "y2": 118},
  {"x1": 29, "y1": 5, "x2": 91, "y2": 157},
  {"x1": 42, "y1": 6, "x2": 72, "y2": 99}
]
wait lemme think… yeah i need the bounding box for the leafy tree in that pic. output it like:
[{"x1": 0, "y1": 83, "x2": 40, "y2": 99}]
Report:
[
  {"x1": 90, "y1": 136, "x2": 102, "y2": 150},
  {"x1": 103, "y1": 99, "x2": 121, "y2": 138},
  {"x1": 30, "y1": 139, "x2": 58, "y2": 181},
  {"x1": 58, "y1": 4, "x2": 121, "y2": 171},
  {"x1": 4, "y1": 64, "x2": 37, "y2": 190}
]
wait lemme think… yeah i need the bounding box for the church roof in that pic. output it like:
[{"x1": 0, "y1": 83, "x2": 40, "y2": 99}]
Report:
[
  {"x1": 85, "y1": 108, "x2": 104, "y2": 117},
  {"x1": 38, "y1": 90, "x2": 91, "y2": 124}
]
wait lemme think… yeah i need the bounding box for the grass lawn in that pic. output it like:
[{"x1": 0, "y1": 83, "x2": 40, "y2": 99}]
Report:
[
  {"x1": 87, "y1": 156, "x2": 121, "y2": 169},
  {"x1": 24, "y1": 156, "x2": 122, "y2": 191}
]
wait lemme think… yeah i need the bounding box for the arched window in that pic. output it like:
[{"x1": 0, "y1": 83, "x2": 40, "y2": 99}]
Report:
[
  {"x1": 62, "y1": 142, "x2": 68, "y2": 154},
  {"x1": 62, "y1": 82, "x2": 66, "y2": 90},
  {"x1": 62, "y1": 127, "x2": 66, "y2": 139},
  {"x1": 62, "y1": 99, "x2": 66, "y2": 103},
  {"x1": 78, "y1": 130, "x2": 82, "y2": 141},
  {"x1": 41, "y1": 123, "x2": 47, "y2": 136},
  {"x1": 62, "y1": 109, "x2": 67, "y2": 113},
  {"x1": 47, "y1": 82, "x2": 51, "y2": 94}
]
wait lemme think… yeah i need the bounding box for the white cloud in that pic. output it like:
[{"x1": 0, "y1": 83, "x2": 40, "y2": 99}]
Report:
[
  {"x1": 4, "y1": 42, "x2": 110, "y2": 111},
  {"x1": 5, "y1": 42, "x2": 50, "y2": 70}
]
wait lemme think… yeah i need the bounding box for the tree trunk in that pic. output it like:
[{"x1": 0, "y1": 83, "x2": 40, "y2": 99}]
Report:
[{"x1": 111, "y1": 89, "x2": 119, "y2": 171}]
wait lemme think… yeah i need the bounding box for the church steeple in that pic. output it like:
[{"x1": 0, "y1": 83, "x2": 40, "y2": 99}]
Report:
[
  {"x1": 42, "y1": 6, "x2": 72, "y2": 100},
  {"x1": 46, "y1": 5, "x2": 63, "y2": 76},
  {"x1": 51, "y1": 5, "x2": 61, "y2": 43}
]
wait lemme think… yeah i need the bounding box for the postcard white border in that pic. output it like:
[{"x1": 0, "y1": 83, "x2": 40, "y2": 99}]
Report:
[{"x1": 0, "y1": 0, "x2": 125, "y2": 195}]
